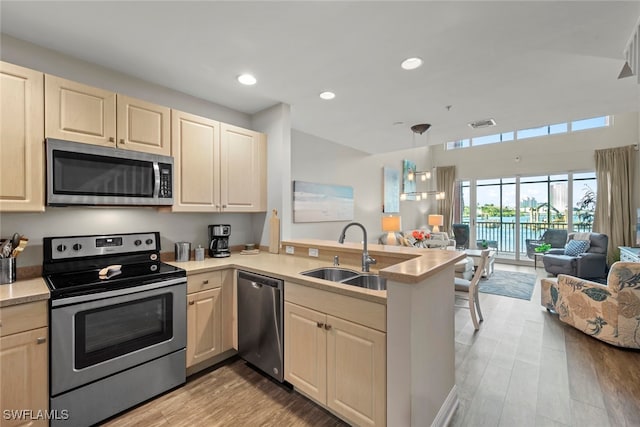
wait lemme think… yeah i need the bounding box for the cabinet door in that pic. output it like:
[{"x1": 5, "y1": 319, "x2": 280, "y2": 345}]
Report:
[
  {"x1": 0, "y1": 62, "x2": 44, "y2": 212},
  {"x1": 187, "y1": 287, "x2": 222, "y2": 368},
  {"x1": 220, "y1": 123, "x2": 266, "y2": 212},
  {"x1": 0, "y1": 327, "x2": 48, "y2": 427},
  {"x1": 326, "y1": 315, "x2": 386, "y2": 427},
  {"x1": 116, "y1": 95, "x2": 170, "y2": 156},
  {"x1": 45, "y1": 75, "x2": 116, "y2": 147},
  {"x1": 284, "y1": 302, "x2": 327, "y2": 404},
  {"x1": 171, "y1": 110, "x2": 220, "y2": 212}
]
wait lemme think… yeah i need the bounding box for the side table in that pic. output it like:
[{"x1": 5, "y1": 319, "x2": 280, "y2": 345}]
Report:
[{"x1": 533, "y1": 251, "x2": 548, "y2": 269}]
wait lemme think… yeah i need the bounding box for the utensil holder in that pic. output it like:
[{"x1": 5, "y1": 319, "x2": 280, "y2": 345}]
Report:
[
  {"x1": 175, "y1": 242, "x2": 191, "y2": 262},
  {"x1": 0, "y1": 257, "x2": 16, "y2": 284}
]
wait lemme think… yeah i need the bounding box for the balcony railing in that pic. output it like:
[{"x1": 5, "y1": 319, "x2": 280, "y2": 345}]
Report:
[{"x1": 465, "y1": 221, "x2": 592, "y2": 255}]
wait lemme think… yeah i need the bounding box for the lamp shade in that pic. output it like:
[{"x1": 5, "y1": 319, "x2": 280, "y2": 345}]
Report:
[
  {"x1": 428, "y1": 214, "x2": 444, "y2": 232},
  {"x1": 382, "y1": 215, "x2": 402, "y2": 232}
]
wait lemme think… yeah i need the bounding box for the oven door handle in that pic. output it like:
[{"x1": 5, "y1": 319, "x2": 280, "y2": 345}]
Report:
[{"x1": 51, "y1": 277, "x2": 186, "y2": 307}]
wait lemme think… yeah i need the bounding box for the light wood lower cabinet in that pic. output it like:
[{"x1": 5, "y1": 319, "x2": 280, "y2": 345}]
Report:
[
  {"x1": 186, "y1": 270, "x2": 233, "y2": 369},
  {"x1": 284, "y1": 284, "x2": 386, "y2": 427},
  {"x1": 0, "y1": 61, "x2": 44, "y2": 212},
  {"x1": 0, "y1": 301, "x2": 48, "y2": 427}
]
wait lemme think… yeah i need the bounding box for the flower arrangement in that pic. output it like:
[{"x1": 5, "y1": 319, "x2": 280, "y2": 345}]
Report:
[{"x1": 411, "y1": 230, "x2": 431, "y2": 247}]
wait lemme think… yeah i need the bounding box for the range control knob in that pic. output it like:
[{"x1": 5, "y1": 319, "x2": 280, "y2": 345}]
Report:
[
  {"x1": 134, "y1": 239, "x2": 142, "y2": 246},
  {"x1": 56, "y1": 244, "x2": 67, "y2": 252},
  {"x1": 72, "y1": 243, "x2": 82, "y2": 251},
  {"x1": 145, "y1": 239, "x2": 153, "y2": 245}
]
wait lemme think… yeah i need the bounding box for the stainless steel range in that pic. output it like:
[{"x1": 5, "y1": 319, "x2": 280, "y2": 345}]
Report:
[{"x1": 42, "y1": 232, "x2": 186, "y2": 427}]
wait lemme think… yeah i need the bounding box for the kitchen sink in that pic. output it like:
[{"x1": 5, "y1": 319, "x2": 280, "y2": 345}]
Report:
[
  {"x1": 300, "y1": 267, "x2": 360, "y2": 282},
  {"x1": 341, "y1": 274, "x2": 387, "y2": 291},
  {"x1": 300, "y1": 267, "x2": 386, "y2": 291}
]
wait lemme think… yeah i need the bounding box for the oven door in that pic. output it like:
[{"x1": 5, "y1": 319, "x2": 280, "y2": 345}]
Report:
[{"x1": 50, "y1": 279, "x2": 186, "y2": 396}]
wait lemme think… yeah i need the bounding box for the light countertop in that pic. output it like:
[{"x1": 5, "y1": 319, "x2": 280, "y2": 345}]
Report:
[{"x1": 0, "y1": 239, "x2": 464, "y2": 308}]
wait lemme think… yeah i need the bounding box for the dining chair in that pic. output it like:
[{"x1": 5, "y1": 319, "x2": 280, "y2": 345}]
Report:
[{"x1": 454, "y1": 249, "x2": 490, "y2": 330}]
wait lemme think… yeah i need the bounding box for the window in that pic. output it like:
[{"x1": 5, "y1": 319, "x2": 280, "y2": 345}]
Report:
[
  {"x1": 445, "y1": 116, "x2": 609, "y2": 150},
  {"x1": 454, "y1": 172, "x2": 597, "y2": 261}
]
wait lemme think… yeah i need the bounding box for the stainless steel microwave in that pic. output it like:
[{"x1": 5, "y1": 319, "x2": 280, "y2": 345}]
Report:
[{"x1": 46, "y1": 138, "x2": 174, "y2": 206}]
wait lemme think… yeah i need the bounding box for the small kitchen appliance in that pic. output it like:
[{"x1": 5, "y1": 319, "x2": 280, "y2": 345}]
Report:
[
  {"x1": 209, "y1": 224, "x2": 231, "y2": 258},
  {"x1": 42, "y1": 231, "x2": 186, "y2": 427}
]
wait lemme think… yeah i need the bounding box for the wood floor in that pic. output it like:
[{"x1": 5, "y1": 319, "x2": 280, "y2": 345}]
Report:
[{"x1": 104, "y1": 264, "x2": 640, "y2": 427}]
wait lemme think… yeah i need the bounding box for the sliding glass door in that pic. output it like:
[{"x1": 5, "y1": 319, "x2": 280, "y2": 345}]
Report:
[{"x1": 455, "y1": 172, "x2": 596, "y2": 263}]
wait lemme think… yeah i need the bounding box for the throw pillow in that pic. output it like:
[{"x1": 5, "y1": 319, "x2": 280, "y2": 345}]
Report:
[{"x1": 564, "y1": 239, "x2": 590, "y2": 257}]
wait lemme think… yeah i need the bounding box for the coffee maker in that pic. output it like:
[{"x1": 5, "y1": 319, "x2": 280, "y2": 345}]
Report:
[{"x1": 208, "y1": 224, "x2": 231, "y2": 258}]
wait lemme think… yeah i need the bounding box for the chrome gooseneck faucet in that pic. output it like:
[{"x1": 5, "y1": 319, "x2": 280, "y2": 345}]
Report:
[{"x1": 338, "y1": 222, "x2": 376, "y2": 272}]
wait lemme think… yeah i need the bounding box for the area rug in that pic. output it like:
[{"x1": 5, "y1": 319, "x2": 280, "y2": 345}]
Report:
[{"x1": 478, "y1": 270, "x2": 536, "y2": 301}]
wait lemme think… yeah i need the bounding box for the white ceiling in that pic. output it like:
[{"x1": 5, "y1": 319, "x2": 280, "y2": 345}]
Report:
[{"x1": 2, "y1": 1, "x2": 639, "y2": 154}]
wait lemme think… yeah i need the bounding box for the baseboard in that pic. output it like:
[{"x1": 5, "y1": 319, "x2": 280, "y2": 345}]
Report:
[{"x1": 431, "y1": 385, "x2": 459, "y2": 427}]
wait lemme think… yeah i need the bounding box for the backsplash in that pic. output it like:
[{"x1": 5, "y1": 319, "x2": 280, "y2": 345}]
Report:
[{"x1": 0, "y1": 207, "x2": 260, "y2": 268}]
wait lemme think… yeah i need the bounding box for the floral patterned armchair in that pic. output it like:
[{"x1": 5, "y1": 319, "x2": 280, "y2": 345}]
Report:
[{"x1": 541, "y1": 262, "x2": 640, "y2": 348}]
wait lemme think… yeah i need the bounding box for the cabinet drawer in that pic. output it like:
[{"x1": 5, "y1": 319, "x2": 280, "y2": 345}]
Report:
[
  {"x1": 285, "y1": 282, "x2": 386, "y2": 332},
  {"x1": 0, "y1": 301, "x2": 48, "y2": 337},
  {"x1": 187, "y1": 270, "x2": 223, "y2": 294}
]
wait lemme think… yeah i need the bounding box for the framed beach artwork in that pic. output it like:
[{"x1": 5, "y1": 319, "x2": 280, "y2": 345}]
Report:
[
  {"x1": 293, "y1": 181, "x2": 354, "y2": 223},
  {"x1": 402, "y1": 159, "x2": 417, "y2": 201},
  {"x1": 383, "y1": 167, "x2": 400, "y2": 213}
]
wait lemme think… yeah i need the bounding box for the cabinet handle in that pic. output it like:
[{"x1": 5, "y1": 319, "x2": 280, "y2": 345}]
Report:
[
  {"x1": 203, "y1": 280, "x2": 209, "y2": 284},
  {"x1": 120, "y1": 138, "x2": 125, "y2": 144},
  {"x1": 36, "y1": 337, "x2": 47, "y2": 344},
  {"x1": 324, "y1": 324, "x2": 332, "y2": 330},
  {"x1": 188, "y1": 300, "x2": 195, "y2": 305},
  {"x1": 222, "y1": 205, "x2": 227, "y2": 208},
  {"x1": 109, "y1": 137, "x2": 115, "y2": 142},
  {"x1": 316, "y1": 322, "x2": 324, "y2": 328}
]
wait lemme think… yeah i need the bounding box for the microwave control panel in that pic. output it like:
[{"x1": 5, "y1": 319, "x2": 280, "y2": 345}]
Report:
[{"x1": 159, "y1": 164, "x2": 172, "y2": 198}]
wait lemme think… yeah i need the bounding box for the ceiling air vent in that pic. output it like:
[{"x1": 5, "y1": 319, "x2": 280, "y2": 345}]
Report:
[{"x1": 468, "y1": 118, "x2": 496, "y2": 129}]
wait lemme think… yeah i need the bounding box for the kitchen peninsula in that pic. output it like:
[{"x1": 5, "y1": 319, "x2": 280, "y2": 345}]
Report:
[{"x1": 0, "y1": 240, "x2": 463, "y2": 427}]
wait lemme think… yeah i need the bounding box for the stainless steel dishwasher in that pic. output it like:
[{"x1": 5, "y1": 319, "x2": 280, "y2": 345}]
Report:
[{"x1": 237, "y1": 270, "x2": 284, "y2": 382}]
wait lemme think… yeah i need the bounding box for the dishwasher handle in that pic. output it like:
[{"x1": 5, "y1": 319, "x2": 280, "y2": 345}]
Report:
[{"x1": 237, "y1": 270, "x2": 283, "y2": 289}]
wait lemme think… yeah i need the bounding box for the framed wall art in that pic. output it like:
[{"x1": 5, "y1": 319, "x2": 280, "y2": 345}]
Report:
[
  {"x1": 383, "y1": 167, "x2": 400, "y2": 213},
  {"x1": 293, "y1": 180, "x2": 354, "y2": 223}
]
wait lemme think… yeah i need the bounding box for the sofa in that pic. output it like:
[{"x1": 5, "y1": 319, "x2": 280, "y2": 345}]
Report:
[
  {"x1": 542, "y1": 232, "x2": 608, "y2": 279},
  {"x1": 541, "y1": 262, "x2": 640, "y2": 349}
]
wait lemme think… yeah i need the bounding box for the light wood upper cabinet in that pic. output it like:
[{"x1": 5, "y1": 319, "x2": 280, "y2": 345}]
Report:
[
  {"x1": 0, "y1": 301, "x2": 48, "y2": 426},
  {"x1": 0, "y1": 62, "x2": 45, "y2": 212},
  {"x1": 116, "y1": 95, "x2": 170, "y2": 156},
  {"x1": 171, "y1": 110, "x2": 220, "y2": 211},
  {"x1": 45, "y1": 74, "x2": 116, "y2": 147},
  {"x1": 46, "y1": 75, "x2": 170, "y2": 156},
  {"x1": 172, "y1": 111, "x2": 267, "y2": 213},
  {"x1": 220, "y1": 123, "x2": 267, "y2": 212}
]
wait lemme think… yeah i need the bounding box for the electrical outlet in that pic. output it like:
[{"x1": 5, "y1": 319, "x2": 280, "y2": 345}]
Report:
[
  {"x1": 285, "y1": 246, "x2": 294, "y2": 254},
  {"x1": 308, "y1": 248, "x2": 319, "y2": 257}
]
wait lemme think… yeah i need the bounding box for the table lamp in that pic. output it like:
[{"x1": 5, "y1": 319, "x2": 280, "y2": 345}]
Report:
[
  {"x1": 381, "y1": 215, "x2": 402, "y2": 245},
  {"x1": 428, "y1": 214, "x2": 444, "y2": 233}
]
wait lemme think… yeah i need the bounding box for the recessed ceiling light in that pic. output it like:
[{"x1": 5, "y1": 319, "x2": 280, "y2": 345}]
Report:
[
  {"x1": 237, "y1": 74, "x2": 257, "y2": 85},
  {"x1": 401, "y1": 57, "x2": 423, "y2": 70},
  {"x1": 319, "y1": 91, "x2": 336, "y2": 100}
]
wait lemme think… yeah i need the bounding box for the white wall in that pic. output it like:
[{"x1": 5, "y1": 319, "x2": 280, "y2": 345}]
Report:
[
  {"x1": 0, "y1": 34, "x2": 251, "y2": 127},
  {"x1": 290, "y1": 130, "x2": 439, "y2": 243},
  {"x1": 0, "y1": 35, "x2": 265, "y2": 267},
  {"x1": 251, "y1": 103, "x2": 292, "y2": 247}
]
